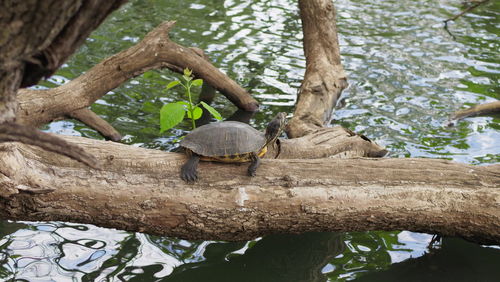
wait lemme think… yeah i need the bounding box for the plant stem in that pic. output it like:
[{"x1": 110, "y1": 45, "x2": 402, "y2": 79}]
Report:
[{"x1": 186, "y1": 82, "x2": 196, "y2": 129}]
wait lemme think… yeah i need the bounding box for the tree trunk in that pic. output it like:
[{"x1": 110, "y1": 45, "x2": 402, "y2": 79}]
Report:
[
  {"x1": 0, "y1": 136, "x2": 498, "y2": 244},
  {"x1": 0, "y1": 0, "x2": 128, "y2": 121},
  {"x1": 0, "y1": 0, "x2": 128, "y2": 164},
  {"x1": 0, "y1": 70, "x2": 22, "y2": 123},
  {"x1": 0, "y1": 0, "x2": 128, "y2": 88},
  {"x1": 288, "y1": 0, "x2": 348, "y2": 138}
]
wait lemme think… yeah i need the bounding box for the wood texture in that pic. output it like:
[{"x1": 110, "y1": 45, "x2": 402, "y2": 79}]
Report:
[
  {"x1": 1, "y1": 135, "x2": 498, "y2": 244},
  {"x1": 288, "y1": 0, "x2": 348, "y2": 138},
  {"x1": 69, "y1": 108, "x2": 122, "y2": 141}
]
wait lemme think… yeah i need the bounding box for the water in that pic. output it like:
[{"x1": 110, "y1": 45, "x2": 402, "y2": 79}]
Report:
[{"x1": 2, "y1": 0, "x2": 499, "y2": 280}]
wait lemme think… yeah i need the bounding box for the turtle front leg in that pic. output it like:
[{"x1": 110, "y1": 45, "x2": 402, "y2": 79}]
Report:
[
  {"x1": 247, "y1": 153, "x2": 261, "y2": 177},
  {"x1": 181, "y1": 151, "x2": 200, "y2": 182}
]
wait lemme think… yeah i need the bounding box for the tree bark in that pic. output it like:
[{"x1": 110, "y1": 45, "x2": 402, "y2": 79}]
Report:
[
  {"x1": 0, "y1": 0, "x2": 128, "y2": 121},
  {"x1": 0, "y1": 0, "x2": 127, "y2": 165},
  {"x1": 0, "y1": 0, "x2": 128, "y2": 88},
  {"x1": 288, "y1": 0, "x2": 348, "y2": 138},
  {"x1": 270, "y1": 126, "x2": 388, "y2": 159},
  {"x1": 0, "y1": 70, "x2": 22, "y2": 123},
  {"x1": 0, "y1": 136, "x2": 498, "y2": 244},
  {"x1": 68, "y1": 108, "x2": 122, "y2": 141}
]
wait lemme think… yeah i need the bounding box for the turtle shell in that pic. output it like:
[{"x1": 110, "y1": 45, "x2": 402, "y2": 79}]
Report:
[{"x1": 180, "y1": 121, "x2": 266, "y2": 157}]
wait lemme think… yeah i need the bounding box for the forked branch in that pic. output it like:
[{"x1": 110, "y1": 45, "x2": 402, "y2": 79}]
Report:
[{"x1": 17, "y1": 21, "x2": 258, "y2": 129}]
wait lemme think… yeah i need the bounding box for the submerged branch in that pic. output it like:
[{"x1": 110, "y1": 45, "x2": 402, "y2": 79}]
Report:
[
  {"x1": 68, "y1": 108, "x2": 122, "y2": 141},
  {"x1": 448, "y1": 101, "x2": 500, "y2": 124}
]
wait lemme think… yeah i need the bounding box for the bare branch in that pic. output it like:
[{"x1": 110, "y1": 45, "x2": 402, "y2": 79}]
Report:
[
  {"x1": 17, "y1": 21, "x2": 258, "y2": 128},
  {"x1": 444, "y1": 0, "x2": 490, "y2": 26},
  {"x1": 0, "y1": 123, "x2": 99, "y2": 169},
  {"x1": 69, "y1": 108, "x2": 122, "y2": 141}
]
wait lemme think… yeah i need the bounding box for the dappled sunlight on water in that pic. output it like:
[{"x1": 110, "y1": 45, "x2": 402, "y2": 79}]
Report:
[{"x1": 336, "y1": 0, "x2": 499, "y2": 162}]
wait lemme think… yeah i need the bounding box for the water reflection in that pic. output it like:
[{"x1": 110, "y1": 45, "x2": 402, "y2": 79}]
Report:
[
  {"x1": 355, "y1": 237, "x2": 500, "y2": 282},
  {"x1": 156, "y1": 232, "x2": 345, "y2": 282},
  {"x1": 336, "y1": 0, "x2": 499, "y2": 163},
  {"x1": 2, "y1": 222, "x2": 500, "y2": 280}
]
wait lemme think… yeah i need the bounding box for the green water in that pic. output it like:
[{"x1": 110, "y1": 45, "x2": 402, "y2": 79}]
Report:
[{"x1": 2, "y1": 0, "x2": 499, "y2": 280}]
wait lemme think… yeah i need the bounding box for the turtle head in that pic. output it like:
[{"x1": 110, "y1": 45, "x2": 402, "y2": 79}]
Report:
[{"x1": 264, "y1": 112, "x2": 287, "y2": 144}]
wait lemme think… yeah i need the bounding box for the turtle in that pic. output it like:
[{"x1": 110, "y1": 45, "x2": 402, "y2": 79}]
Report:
[{"x1": 180, "y1": 112, "x2": 287, "y2": 182}]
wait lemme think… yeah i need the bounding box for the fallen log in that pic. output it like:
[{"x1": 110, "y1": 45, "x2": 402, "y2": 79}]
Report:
[{"x1": 1, "y1": 135, "x2": 498, "y2": 244}]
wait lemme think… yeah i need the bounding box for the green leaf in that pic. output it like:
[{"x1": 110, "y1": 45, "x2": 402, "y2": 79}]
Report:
[
  {"x1": 183, "y1": 68, "x2": 193, "y2": 82},
  {"x1": 187, "y1": 106, "x2": 203, "y2": 120},
  {"x1": 192, "y1": 79, "x2": 203, "y2": 87},
  {"x1": 160, "y1": 102, "x2": 185, "y2": 133},
  {"x1": 183, "y1": 68, "x2": 192, "y2": 77},
  {"x1": 200, "y1": 101, "x2": 222, "y2": 120},
  {"x1": 166, "y1": 80, "x2": 180, "y2": 90}
]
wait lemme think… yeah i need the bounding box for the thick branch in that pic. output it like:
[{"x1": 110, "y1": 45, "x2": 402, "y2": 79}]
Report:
[
  {"x1": 288, "y1": 0, "x2": 348, "y2": 138},
  {"x1": 268, "y1": 126, "x2": 388, "y2": 159},
  {"x1": 48, "y1": 47, "x2": 213, "y2": 139},
  {"x1": 0, "y1": 123, "x2": 99, "y2": 169},
  {"x1": 17, "y1": 21, "x2": 258, "y2": 128},
  {"x1": 1, "y1": 135, "x2": 498, "y2": 244}
]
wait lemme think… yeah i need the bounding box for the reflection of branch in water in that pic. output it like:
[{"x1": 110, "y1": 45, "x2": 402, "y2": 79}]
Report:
[
  {"x1": 443, "y1": 0, "x2": 491, "y2": 39},
  {"x1": 443, "y1": 24, "x2": 457, "y2": 40},
  {"x1": 163, "y1": 232, "x2": 345, "y2": 282},
  {"x1": 428, "y1": 234, "x2": 442, "y2": 250},
  {"x1": 355, "y1": 237, "x2": 500, "y2": 282},
  {"x1": 443, "y1": 0, "x2": 491, "y2": 28}
]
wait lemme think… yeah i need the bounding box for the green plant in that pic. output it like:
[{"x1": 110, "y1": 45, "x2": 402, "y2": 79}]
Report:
[{"x1": 160, "y1": 68, "x2": 222, "y2": 133}]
